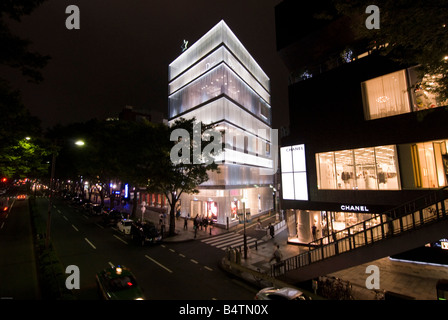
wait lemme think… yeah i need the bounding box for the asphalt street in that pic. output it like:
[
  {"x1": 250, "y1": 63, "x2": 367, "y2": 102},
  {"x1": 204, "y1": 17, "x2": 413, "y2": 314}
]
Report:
[{"x1": 34, "y1": 196, "x2": 259, "y2": 300}]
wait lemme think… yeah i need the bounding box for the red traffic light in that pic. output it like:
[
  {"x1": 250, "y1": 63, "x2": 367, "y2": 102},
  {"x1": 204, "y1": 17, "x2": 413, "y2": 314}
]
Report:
[{"x1": 1, "y1": 178, "x2": 7, "y2": 183}]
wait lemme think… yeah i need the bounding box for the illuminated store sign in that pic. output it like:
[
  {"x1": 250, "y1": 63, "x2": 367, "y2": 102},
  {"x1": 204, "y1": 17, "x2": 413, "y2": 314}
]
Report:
[
  {"x1": 281, "y1": 144, "x2": 308, "y2": 201},
  {"x1": 340, "y1": 205, "x2": 370, "y2": 212}
]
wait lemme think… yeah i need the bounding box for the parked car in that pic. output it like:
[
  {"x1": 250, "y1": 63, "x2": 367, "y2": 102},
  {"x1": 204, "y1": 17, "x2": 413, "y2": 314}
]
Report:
[
  {"x1": 96, "y1": 265, "x2": 145, "y2": 300},
  {"x1": 117, "y1": 219, "x2": 133, "y2": 235},
  {"x1": 255, "y1": 287, "x2": 309, "y2": 300},
  {"x1": 90, "y1": 203, "x2": 103, "y2": 215},
  {"x1": 130, "y1": 221, "x2": 161, "y2": 246},
  {"x1": 103, "y1": 210, "x2": 124, "y2": 226}
]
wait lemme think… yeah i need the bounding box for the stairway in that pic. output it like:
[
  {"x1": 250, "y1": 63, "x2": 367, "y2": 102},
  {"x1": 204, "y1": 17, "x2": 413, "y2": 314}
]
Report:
[{"x1": 273, "y1": 187, "x2": 448, "y2": 283}]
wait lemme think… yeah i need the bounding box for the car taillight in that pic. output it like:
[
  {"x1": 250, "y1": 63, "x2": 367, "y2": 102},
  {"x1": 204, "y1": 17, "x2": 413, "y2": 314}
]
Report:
[{"x1": 3, "y1": 206, "x2": 7, "y2": 211}]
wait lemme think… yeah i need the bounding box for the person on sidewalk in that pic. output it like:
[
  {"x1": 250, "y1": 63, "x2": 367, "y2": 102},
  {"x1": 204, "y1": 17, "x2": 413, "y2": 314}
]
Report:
[
  {"x1": 269, "y1": 245, "x2": 283, "y2": 264},
  {"x1": 269, "y1": 223, "x2": 275, "y2": 239},
  {"x1": 183, "y1": 215, "x2": 188, "y2": 230}
]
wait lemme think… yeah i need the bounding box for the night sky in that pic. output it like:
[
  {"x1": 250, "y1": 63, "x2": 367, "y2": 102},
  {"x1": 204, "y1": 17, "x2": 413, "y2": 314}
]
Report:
[{"x1": 4, "y1": 0, "x2": 289, "y2": 130}]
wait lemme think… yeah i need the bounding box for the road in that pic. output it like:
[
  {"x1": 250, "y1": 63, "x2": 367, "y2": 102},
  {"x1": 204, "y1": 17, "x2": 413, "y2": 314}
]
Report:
[{"x1": 34, "y1": 196, "x2": 259, "y2": 300}]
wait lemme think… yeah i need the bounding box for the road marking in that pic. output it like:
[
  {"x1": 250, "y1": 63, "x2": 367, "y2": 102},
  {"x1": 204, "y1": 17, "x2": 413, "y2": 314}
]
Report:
[
  {"x1": 169, "y1": 248, "x2": 175, "y2": 253},
  {"x1": 145, "y1": 255, "x2": 173, "y2": 273},
  {"x1": 179, "y1": 253, "x2": 186, "y2": 258},
  {"x1": 108, "y1": 261, "x2": 114, "y2": 268},
  {"x1": 95, "y1": 223, "x2": 104, "y2": 229},
  {"x1": 204, "y1": 266, "x2": 213, "y2": 271},
  {"x1": 84, "y1": 238, "x2": 96, "y2": 249},
  {"x1": 190, "y1": 259, "x2": 199, "y2": 264},
  {"x1": 57, "y1": 209, "x2": 61, "y2": 213},
  {"x1": 1, "y1": 222, "x2": 4, "y2": 230},
  {"x1": 62, "y1": 216, "x2": 68, "y2": 221},
  {"x1": 72, "y1": 224, "x2": 79, "y2": 232},
  {"x1": 113, "y1": 234, "x2": 128, "y2": 245}
]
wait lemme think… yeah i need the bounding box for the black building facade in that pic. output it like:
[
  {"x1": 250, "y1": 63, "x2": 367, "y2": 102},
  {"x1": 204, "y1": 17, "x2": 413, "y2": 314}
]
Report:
[{"x1": 276, "y1": 1, "x2": 448, "y2": 244}]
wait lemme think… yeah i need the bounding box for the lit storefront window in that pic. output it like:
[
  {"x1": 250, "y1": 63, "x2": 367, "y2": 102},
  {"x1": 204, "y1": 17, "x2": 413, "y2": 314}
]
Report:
[
  {"x1": 316, "y1": 145, "x2": 400, "y2": 190},
  {"x1": 412, "y1": 140, "x2": 448, "y2": 188},
  {"x1": 362, "y1": 70, "x2": 411, "y2": 120}
]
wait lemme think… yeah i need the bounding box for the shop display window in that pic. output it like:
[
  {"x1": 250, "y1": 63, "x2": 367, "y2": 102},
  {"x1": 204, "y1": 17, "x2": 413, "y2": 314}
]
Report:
[
  {"x1": 362, "y1": 70, "x2": 411, "y2": 120},
  {"x1": 412, "y1": 140, "x2": 448, "y2": 188},
  {"x1": 316, "y1": 145, "x2": 400, "y2": 190}
]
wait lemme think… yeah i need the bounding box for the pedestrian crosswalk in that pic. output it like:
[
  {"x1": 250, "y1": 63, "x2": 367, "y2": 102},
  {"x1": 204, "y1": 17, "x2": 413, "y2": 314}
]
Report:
[{"x1": 201, "y1": 232, "x2": 263, "y2": 250}]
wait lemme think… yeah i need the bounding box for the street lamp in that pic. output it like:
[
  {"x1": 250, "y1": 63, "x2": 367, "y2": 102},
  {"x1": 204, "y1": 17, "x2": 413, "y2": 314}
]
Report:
[
  {"x1": 242, "y1": 198, "x2": 247, "y2": 259},
  {"x1": 45, "y1": 139, "x2": 85, "y2": 248}
]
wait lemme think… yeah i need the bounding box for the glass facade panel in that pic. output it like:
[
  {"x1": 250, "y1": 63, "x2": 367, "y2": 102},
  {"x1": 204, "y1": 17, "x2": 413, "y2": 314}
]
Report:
[
  {"x1": 169, "y1": 63, "x2": 271, "y2": 124},
  {"x1": 335, "y1": 150, "x2": 355, "y2": 189},
  {"x1": 316, "y1": 145, "x2": 400, "y2": 190},
  {"x1": 169, "y1": 46, "x2": 270, "y2": 104},
  {"x1": 169, "y1": 20, "x2": 269, "y2": 91},
  {"x1": 417, "y1": 142, "x2": 439, "y2": 188},
  {"x1": 362, "y1": 70, "x2": 411, "y2": 120},
  {"x1": 316, "y1": 152, "x2": 336, "y2": 189},
  {"x1": 354, "y1": 148, "x2": 377, "y2": 190},
  {"x1": 171, "y1": 97, "x2": 271, "y2": 139}
]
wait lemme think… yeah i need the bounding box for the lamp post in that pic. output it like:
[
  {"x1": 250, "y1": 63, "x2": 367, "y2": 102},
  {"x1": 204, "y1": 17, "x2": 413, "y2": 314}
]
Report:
[
  {"x1": 242, "y1": 198, "x2": 247, "y2": 259},
  {"x1": 45, "y1": 140, "x2": 85, "y2": 249}
]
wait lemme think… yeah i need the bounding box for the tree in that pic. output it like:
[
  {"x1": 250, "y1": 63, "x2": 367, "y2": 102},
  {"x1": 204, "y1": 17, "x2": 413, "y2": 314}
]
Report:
[
  {"x1": 1, "y1": 0, "x2": 50, "y2": 83},
  {"x1": 146, "y1": 118, "x2": 222, "y2": 237},
  {"x1": 334, "y1": 0, "x2": 448, "y2": 101},
  {"x1": 0, "y1": 0, "x2": 51, "y2": 180},
  {"x1": 0, "y1": 79, "x2": 50, "y2": 179}
]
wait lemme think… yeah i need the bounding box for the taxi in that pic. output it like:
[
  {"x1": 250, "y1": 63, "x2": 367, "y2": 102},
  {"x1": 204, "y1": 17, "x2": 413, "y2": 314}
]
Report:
[
  {"x1": 96, "y1": 265, "x2": 145, "y2": 300},
  {"x1": 117, "y1": 218, "x2": 133, "y2": 235}
]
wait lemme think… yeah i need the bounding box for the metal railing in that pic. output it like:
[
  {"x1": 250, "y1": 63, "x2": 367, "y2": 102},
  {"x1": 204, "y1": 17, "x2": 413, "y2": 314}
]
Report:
[{"x1": 272, "y1": 187, "x2": 448, "y2": 277}]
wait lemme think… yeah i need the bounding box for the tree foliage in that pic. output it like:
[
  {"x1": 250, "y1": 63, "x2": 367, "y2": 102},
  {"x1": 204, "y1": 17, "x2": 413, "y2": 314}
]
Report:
[
  {"x1": 146, "y1": 117, "x2": 222, "y2": 236},
  {"x1": 334, "y1": 0, "x2": 448, "y2": 100},
  {"x1": 0, "y1": 0, "x2": 51, "y2": 179}
]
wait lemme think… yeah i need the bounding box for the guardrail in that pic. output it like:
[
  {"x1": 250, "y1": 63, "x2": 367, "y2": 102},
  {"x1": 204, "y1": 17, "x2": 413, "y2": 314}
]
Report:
[{"x1": 272, "y1": 187, "x2": 448, "y2": 277}]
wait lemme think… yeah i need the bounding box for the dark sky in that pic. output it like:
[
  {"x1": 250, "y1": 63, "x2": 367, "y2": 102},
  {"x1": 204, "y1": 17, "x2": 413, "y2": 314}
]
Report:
[{"x1": 5, "y1": 0, "x2": 290, "y2": 130}]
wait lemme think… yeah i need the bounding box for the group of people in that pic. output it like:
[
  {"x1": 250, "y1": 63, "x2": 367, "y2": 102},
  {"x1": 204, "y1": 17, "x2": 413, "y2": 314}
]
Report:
[{"x1": 181, "y1": 214, "x2": 214, "y2": 237}]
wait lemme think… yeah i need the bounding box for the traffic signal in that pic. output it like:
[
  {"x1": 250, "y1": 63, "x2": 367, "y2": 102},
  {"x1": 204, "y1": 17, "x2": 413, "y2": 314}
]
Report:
[{"x1": 1, "y1": 177, "x2": 7, "y2": 183}]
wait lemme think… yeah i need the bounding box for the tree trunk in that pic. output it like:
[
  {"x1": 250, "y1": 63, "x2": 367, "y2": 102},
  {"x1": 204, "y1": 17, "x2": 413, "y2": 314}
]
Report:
[{"x1": 169, "y1": 194, "x2": 177, "y2": 237}]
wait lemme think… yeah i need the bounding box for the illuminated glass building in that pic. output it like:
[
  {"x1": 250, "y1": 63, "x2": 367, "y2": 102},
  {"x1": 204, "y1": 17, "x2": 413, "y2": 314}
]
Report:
[{"x1": 168, "y1": 20, "x2": 275, "y2": 227}]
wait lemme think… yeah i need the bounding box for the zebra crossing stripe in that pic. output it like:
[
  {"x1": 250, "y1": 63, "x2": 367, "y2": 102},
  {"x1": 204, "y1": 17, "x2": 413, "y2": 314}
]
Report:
[
  {"x1": 201, "y1": 232, "x2": 238, "y2": 243},
  {"x1": 215, "y1": 236, "x2": 258, "y2": 249},
  {"x1": 201, "y1": 233, "x2": 241, "y2": 244},
  {"x1": 201, "y1": 232, "x2": 262, "y2": 250}
]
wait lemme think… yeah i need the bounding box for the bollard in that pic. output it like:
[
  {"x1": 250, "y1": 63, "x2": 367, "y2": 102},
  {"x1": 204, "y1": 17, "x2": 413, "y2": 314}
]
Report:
[
  {"x1": 255, "y1": 240, "x2": 258, "y2": 251},
  {"x1": 236, "y1": 248, "x2": 241, "y2": 265}
]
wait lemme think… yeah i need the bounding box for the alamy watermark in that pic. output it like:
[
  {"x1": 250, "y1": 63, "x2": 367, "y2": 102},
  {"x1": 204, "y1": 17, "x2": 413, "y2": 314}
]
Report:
[
  {"x1": 169, "y1": 121, "x2": 278, "y2": 176},
  {"x1": 365, "y1": 5, "x2": 380, "y2": 30}
]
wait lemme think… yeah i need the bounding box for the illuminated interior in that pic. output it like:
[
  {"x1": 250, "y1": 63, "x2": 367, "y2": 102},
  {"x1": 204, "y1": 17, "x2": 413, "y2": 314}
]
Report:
[{"x1": 168, "y1": 20, "x2": 274, "y2": 226}]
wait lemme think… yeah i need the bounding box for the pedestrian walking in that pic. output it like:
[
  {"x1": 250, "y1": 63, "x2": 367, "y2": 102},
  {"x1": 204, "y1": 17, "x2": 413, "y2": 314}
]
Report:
[
  {"x1": 312, "y1": 224, "x2": 317, "y2": 241},
  {"x1": 269, "y1": 245, "x2": 283, "y2": 263},
  {"x1": 203, "y1": 216, "x2": 208, "y2": 231},
  {"x1": 183, "y1": 215, "x2": 188, "y2": 230},
  {"x1": 269, "y1": 223, "x2": 275, "y2": 238}
]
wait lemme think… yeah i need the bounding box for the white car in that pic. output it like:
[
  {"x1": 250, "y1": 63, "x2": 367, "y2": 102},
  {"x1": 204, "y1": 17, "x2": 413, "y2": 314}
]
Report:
[
  {"x1": 255, "y1": 287, "x2": 308, "y2": 300},
  {"x1": 117, "y1": 219, "x2": 133, "y2": 235}
]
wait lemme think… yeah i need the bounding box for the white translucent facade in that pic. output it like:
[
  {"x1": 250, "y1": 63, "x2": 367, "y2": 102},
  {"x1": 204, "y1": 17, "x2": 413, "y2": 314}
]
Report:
[{"x1": 168, "y1": 20, "x2": 274, "y2": 226}]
